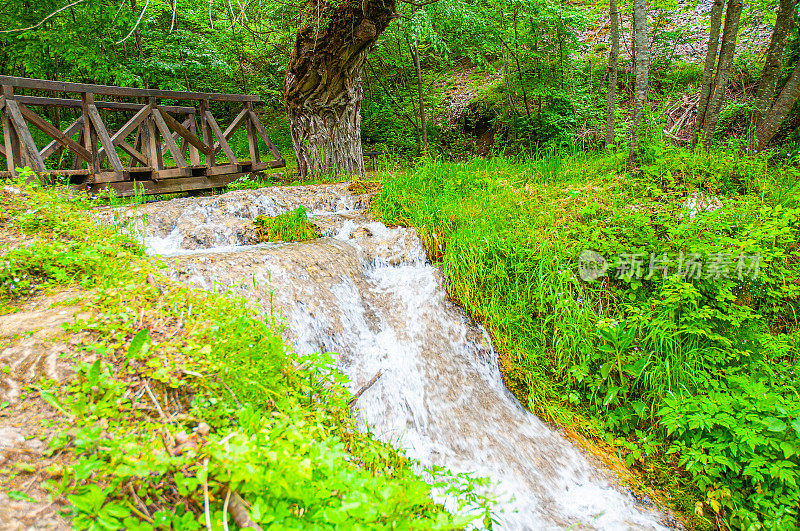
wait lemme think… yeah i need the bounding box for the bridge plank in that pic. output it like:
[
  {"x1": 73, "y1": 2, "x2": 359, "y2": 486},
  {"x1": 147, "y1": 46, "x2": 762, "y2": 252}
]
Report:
[{"x1": 0, "y1": 75, "x2": 260, "y2": 103}]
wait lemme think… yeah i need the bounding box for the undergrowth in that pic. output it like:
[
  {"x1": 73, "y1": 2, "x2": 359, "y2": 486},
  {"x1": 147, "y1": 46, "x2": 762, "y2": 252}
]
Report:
[
  {"x1": 0, "y1": 172, "x2": 490, "y2": 529},
  {"x1": 372, "y1": 144, "x2": 800, "y2": 530}
]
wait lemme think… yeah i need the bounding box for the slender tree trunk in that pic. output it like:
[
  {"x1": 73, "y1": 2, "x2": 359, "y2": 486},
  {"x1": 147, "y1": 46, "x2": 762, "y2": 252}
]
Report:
[
  {"x1": 753, "y1": 0, "x2": 797, "y2": 125},
  {"x1": 753, "y1": 58, "x2": 800, "y2": 147},
  {"x1": 605, "y1": 0, "x2": 620, "y2": 147},
  {"x1": 693, "y1": 0, "x2": 724, "y2": 148},
  {"x1": 512, "y1": 3, "x2": 532, "y2": 119},
  {"x1": 411, "y1": 7, "x2": 427, "y2": 151},
  {"x1": 284, "y1": 0, "x2": 395, "y2": 178},
  {"x1": 499, "y1": 8, "x2": 517, "y2": 116},
  {"x1": 629, "y1": 0, "x2": 649, "y2": 168},
  {"x1": 702, "y1": 0, "x2": 744, "y2": 144}
]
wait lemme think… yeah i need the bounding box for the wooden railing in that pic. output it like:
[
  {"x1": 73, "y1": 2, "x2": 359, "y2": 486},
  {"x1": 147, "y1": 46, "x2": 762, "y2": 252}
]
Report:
[{"x1": 0, "y1": 76, "x2": 285, "y2": 196}]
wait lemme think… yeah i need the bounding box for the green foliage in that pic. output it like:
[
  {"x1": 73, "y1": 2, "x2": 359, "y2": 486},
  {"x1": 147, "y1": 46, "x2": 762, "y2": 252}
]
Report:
[{"x1": 253, "y1": 206, "x2": 320, "y2": 242}]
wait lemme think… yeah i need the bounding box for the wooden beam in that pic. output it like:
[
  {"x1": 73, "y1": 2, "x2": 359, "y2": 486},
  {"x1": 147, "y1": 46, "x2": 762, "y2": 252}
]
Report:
[
  {"x1": 39, "y1": 116, "x2": 84, "y2": 160},
  {"x1": 0, "y1": 75, "x2": 260, "y2": 102},
  {"x1": 154, "y1": 167, "x2": 191, "y2": 179},
  {"x1": 199, "y1": 100, "x2": 214, "y2": 167},
  {"x1": 251, "y1": 160, "x2": 287, "y2": 171},
  {"x1": 204, "y1": 110, "x2": 237, "y2": 164},
  {"x1": 0, "y1": 168, "x2": 90, "y2": 178},
  {"x1": 1, "y1": 105, "x2": 17, "y2": 171},
  {"x1": 205, "y1": 163, "x2": 242, "y2": 176},
  {"x1": 142, "y1": 114, "x2": 163, "y2": 172},
  {"x1": 81, "y1": 94, "x2": 99, "y2": 173},
  {"x1": 72, "y1": 129, "x2": 84, "y2": 170},
  {"x1": 5, "y1": 99, "x2": 46, "y2": 172},
  {"x1": 87, "y1": 104, "x2": 124, "y2": 172},
  {"x1": 187, "y1": 114, "x2": 200, "y2": 165},
  {"x1": 212, "y1": 107, "x2": 249, "y2": 154},
  {"x1": 150, "y1": 103, "x2": 187, "y2": 167},
  {"x1": 87, "y1": 173, "x2": 243, "y2": 197},
  {"x1": 245, "y1": 102, "x2": 260, "y2": 165},
  {"x1": 14, "y1": 95, "x2": 194, "y2": 115},
  {"x1": 247, "y1": 110, "x2": 284, "y2": 163},
  {"x1": 92, "y1": 170, "x2": 129, "y2": 184},
  {"x1": 17, "y1": 102, "x2": 91, "y2": 163},
  {"x1": 111, "y1": 104, "x2": 151, "y2": 145},
  {"x1": 118, "y1": 139, "x2": 148, "y2": 166},
  {"x1": 156, "y1": 106, "x2": 210, "y2": 155}
]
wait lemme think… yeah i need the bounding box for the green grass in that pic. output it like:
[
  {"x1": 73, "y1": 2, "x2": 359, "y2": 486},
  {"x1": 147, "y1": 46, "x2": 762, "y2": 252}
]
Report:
[
  {"x1": 372, "y1": 144, "x2": 800, "y2": 530},
  {"x1": 254, "y1": 206, "x2": 320, "y2": 242},
  {"x1": 0, "y1": 175, "x2": 491, "y2": 529}
]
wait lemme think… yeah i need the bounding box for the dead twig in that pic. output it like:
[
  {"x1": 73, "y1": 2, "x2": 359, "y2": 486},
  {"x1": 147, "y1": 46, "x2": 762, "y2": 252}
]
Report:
[
  {"x1": 144, "y1": 380, "x2": 170, "y2": 422},
  {"x1": 348, "y1": 370, "x2": 383, "y2": 406}
]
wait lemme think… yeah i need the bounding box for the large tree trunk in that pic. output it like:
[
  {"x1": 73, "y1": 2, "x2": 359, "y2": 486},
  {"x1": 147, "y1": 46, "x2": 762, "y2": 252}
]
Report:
[
  {"x1": 284, "y1": 0, "x2": 396, "y2": 178},
  {"x1": 701, "y1": 0, "x2": 744, "y2": 144},
  {"x1": 753, "y1": 58, "x2": 800, "y2": 147},
  {"x1": 629, "y1": 0, "x2": 649, "y2": 168},
  {"x1": 605, "y1": 0, "x2": 620, "y2": 147},
  {"x1": 753, "y1": 0, "x2": 797, "y2": 125},
  {"x1": 693, "y1": 0, "x2": 724, "y2": 148}
]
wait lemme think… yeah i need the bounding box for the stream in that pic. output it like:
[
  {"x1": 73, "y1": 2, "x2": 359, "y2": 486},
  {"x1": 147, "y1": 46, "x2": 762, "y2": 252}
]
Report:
[{"x1": 107, "y1": 183, "x2": 675, "y2": 530}]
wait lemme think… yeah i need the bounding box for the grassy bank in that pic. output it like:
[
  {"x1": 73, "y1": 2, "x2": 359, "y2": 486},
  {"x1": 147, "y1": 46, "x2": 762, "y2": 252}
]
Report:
[
  {"x1": 372, "y1": 145, "x2": 800, "y2": 530},
  {"x1": 0, "y1": 179, "x2": 486, "y2": 529}
]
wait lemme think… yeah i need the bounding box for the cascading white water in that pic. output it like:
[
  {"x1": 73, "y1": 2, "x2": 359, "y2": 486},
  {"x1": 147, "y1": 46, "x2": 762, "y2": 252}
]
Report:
[{"x1": 108, "y1": 184, "x2": 676, "y2": 530}]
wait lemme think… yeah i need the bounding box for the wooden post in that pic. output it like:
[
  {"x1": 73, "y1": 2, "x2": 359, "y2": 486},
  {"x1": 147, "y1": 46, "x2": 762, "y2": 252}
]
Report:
[
  {"x1": 245, "y1": 102, "x2": 260, "y2": 165},
  {"x1": 188, "y1": 112, "x2": 200, "y2": 165},
  {"x1": 72, "y1": 128, "x2": 85, "y2": 170},
  {"x1": 2, "y1": 85, "x2": 21, "y2": 173},
  {"x1": 81, "y1": 93, "x2": 100, "y2": 174},
  {"x1": 144, "y1": 99, "x2": 163, "y2": 172},
  {"x1": 199, "y1": 99, "x2": 214, "y2": 167}
]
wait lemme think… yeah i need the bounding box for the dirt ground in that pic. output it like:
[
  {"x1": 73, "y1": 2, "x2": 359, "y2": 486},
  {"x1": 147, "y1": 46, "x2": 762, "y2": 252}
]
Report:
[{"x1": 0, "y1": 290, "x2": 93, "y2": 530}]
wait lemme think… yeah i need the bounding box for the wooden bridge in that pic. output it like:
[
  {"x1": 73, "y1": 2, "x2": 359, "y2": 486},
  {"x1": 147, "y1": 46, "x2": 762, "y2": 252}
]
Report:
[{"x1": 0, "y1": 76, "x2": 285, "y2": 197}]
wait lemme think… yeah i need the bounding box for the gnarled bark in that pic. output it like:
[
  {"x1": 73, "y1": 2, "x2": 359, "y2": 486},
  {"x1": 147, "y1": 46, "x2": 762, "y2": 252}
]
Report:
[
  {"x1": 284, "y1": 0, "x2": 396, "y2": 178},
  {"x1": 753, "y1": 0, "x2": 797, "y2": 125},
  {"x1": 753, "y1": 58, "x2": 800, "y2": 148}
]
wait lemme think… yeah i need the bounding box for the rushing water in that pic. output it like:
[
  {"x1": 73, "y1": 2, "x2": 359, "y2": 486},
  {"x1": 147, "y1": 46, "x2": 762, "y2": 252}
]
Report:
[{"x1": 108, "y1": 184, "x2": 676, "y2": 530}]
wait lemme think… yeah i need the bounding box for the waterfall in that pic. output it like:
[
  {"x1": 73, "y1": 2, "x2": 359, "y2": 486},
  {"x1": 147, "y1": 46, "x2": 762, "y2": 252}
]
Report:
[{"x1": 107, "y1": 184, "x2": 675, "y2": 530}]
